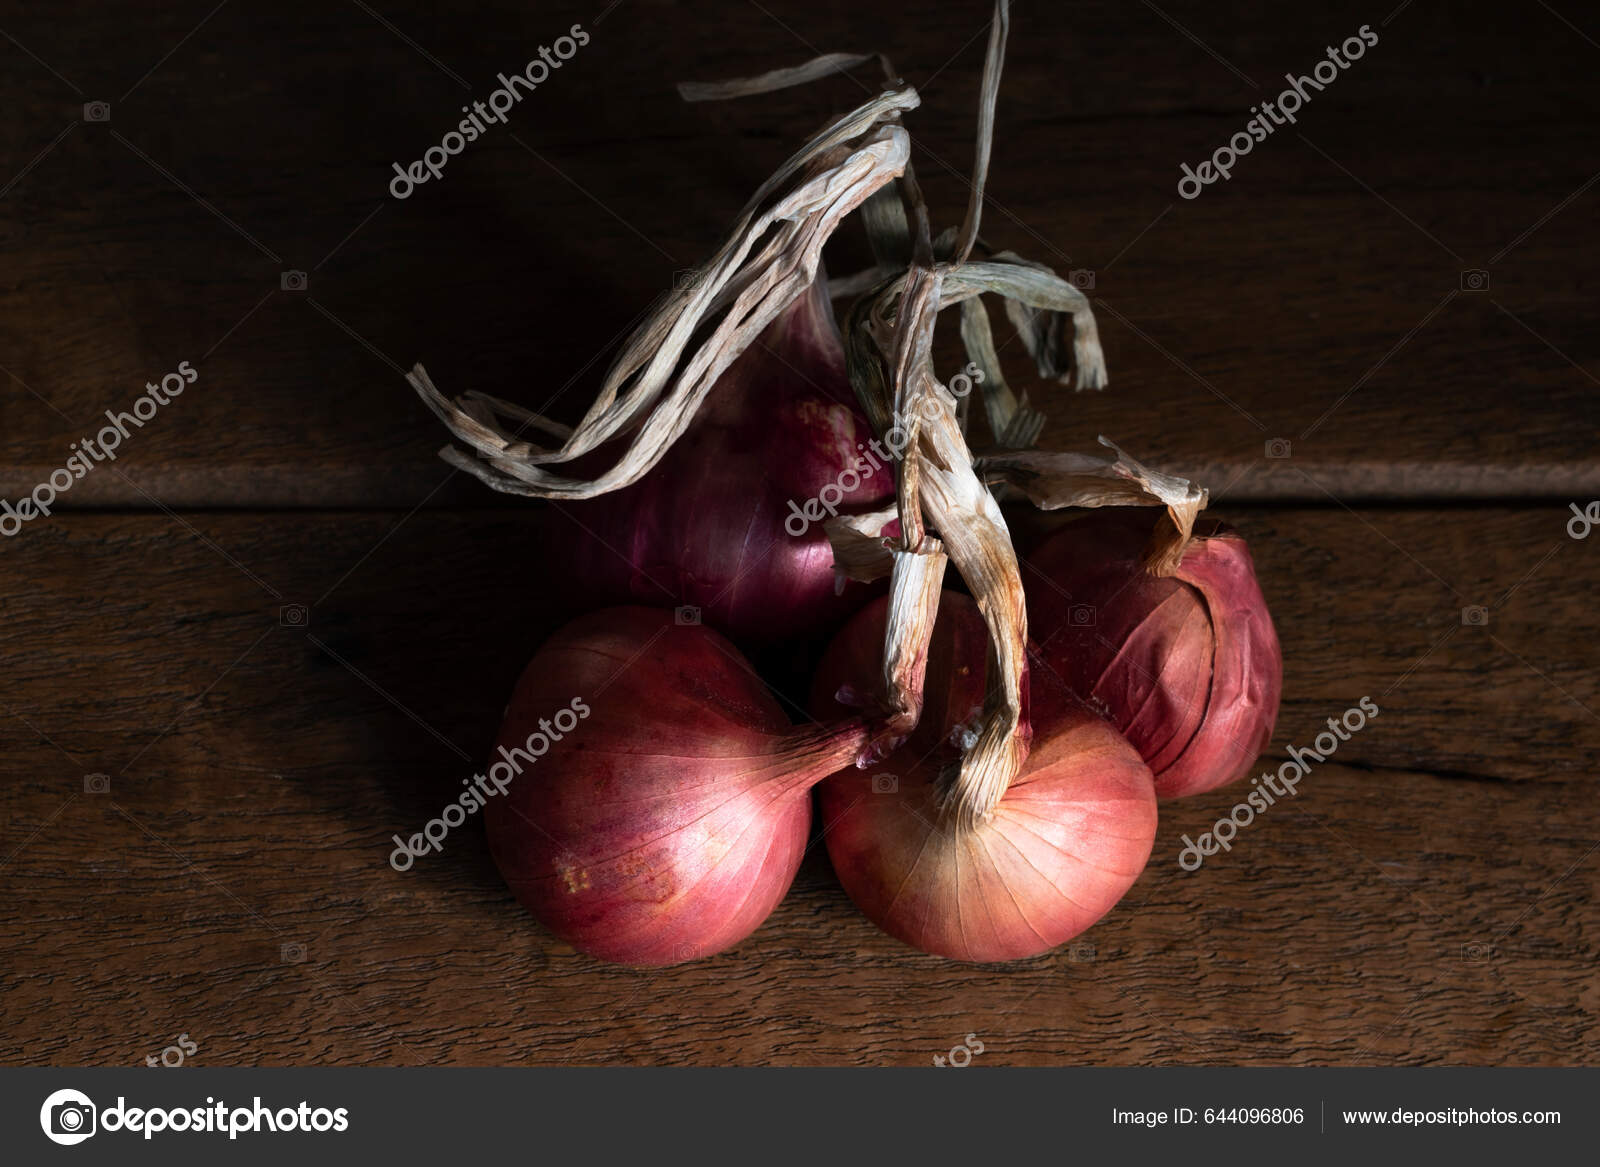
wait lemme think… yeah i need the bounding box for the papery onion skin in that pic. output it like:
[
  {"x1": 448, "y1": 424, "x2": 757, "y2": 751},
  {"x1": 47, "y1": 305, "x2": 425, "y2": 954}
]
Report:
[
  {"x1": 812, "y1": 592, "x2": 1157, "y2": 963},
  {"x1": 1028, "y1": 511, "x2": 1282, "y2": 799},
  {"x1": 554, "y1": 273, "x2": 891, "y2": 647},
  {"x1": 487, "y1": 606, "x2": 866, "y2": 967}
]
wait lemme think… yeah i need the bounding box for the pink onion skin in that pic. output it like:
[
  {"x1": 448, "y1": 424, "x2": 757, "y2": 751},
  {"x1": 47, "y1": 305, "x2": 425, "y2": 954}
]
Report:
[
  {"x1": 486, "y1": 606, "x2": 867, "y2": 967},
  {"x1": 553, "y1": 273, "x2": 891, "y2": 647},
  {"x1": 1028, "y1": 512, "x2": 1283, "y2": 799},
  {"x1": 812, "y1": 593, "x2": 1158, "y2": 963}
]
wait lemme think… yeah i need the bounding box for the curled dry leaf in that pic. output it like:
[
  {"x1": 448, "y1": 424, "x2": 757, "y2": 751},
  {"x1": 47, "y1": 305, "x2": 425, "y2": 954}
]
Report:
[
  {"x1": 824, "y1": 504, "x2": 900, "y2": 584},
  {"x1": 958, "y1": 293, "x2": 1043, "y2": 448},
  {"x1": 817, "y1": 499, "x2": 949, "y2": 766},
  {"x1": 408, "y1": 83, "x2": 919, "y2": 500},
  {"x1": 878, "y1": 539, "x2": 949, "y2": 753},
  {"x1": 943, "y1": 258, "x2": 1108, "y2": 392},
  {"x1": 676, "y1": 51, "x2": 882, "y2": 103},
  {"x1": 843, "y1": 247, "x2": 1034, "y2": 829},
  {"x1": 977, "y1": 435, "x2": 1209, "y2": 575}
]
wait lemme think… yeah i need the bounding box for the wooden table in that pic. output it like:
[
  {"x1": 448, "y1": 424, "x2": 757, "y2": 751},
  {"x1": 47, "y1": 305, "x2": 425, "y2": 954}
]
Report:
[{"x1": 3, "y1": 0, "x2": 1596, "y2": 1065}]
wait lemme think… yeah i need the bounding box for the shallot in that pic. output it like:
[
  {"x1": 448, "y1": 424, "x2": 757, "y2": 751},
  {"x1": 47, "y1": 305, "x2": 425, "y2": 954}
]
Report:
[
  {"x1": 487, "y1": 606, "x2": 867, "y2": 966},
  {"x1": 550, "y1": 273, "x2": 891, "y2": 644},
  {"x1": 1028, "y1": 510, "x2": 1282, "y2": 799},
  {"x1": 812, "y1": 592, "x2": 1157, "y2": 962}
]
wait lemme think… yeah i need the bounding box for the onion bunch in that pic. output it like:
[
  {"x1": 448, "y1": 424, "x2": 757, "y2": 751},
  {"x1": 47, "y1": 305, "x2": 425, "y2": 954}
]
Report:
[{"x1": 411, "y1": 1, "x2": 1284, "y2": 968}]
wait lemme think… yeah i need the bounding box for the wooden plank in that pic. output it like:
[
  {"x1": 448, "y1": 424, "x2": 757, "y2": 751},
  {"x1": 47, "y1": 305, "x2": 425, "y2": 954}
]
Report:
[
  {"x1": 2, "y1": 506, "x2": 1595, "y2": 1064},
  {"x1": 0, "y1": 1, "x2": 1596, "y2": 508}
]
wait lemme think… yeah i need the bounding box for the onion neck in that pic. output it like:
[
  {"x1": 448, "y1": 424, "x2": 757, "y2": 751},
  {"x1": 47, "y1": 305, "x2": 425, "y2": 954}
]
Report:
[
  {"x1": 1143, "y1": 500, "x2": 1202, "y2": 578},
  {"x1": 763, "y1": 717, "x2": 872, "y2": 795}
]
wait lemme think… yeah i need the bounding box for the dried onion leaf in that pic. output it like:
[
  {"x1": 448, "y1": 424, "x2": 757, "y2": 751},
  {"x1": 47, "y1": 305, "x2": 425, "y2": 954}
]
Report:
[{"x1": 408, "y1": 84, "x2": 920, "y2": 500}]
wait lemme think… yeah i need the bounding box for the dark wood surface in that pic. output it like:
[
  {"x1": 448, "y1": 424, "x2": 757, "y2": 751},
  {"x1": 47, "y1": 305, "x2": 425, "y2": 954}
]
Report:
[{"x1": 2, "y1": 0, "x2": 1597, "y2": 1065}]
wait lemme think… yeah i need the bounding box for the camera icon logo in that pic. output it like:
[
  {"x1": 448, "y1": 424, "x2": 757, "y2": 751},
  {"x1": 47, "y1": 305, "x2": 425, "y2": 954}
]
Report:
[
  {"x1": 280, "y1": 941, "x2": 307, "y2": 964},
  {"x1": 673, "y1": 269, "x2": 702, "y2": 292},
  {"x1": 675, "y1": 606, "x2": 701, "y2": 626},
  {"x1": 1265, "y1": 438, "x2": 1292, "y2": 459},
  {"x1": 1461, "y1": 605, "x2": 1489, "y2": 627},
  {"x1": 83, "y1": 773, "x2": 111, "y2": 794},
  {"x1": 279, "y1": 604, "x2": 309, "y2": 627},
  {"x1": 1065, "y1": 941, "x2": 1097, "y2": 963},
  {"x1": 1462, "y1": 941, "x2": 1494, "y2": 963},
  {"x1": 1067, "y1": 268, "x2": 1096, "y2": 291},
  {"x1": 82, "y1": 102, "x2": 110, "y2": 123},
  {"x1": 870, "y1": 772, "x2": 898, "y2": 794},
  {"x1": 1069, "y1": 604, "x2": 1096, "y2": 628},
  {"x1": 40, "y1": 1088, "x2": 97, "y2": 1145},
  {"x1": 1460, "y1": 269, "x2": 1489, "y2": 292},
  {"x1": 280, "y1": 270, "x2": 308, "y2": 292}
]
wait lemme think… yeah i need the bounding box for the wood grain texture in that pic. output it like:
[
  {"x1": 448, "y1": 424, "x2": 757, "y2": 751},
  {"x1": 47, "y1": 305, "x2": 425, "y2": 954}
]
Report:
[
  {"x1": 0, "y1": 0, "x2": 1595, "y2": 508},
  {"x1": 2, "y1": 507, "x2": 1595, "y2": 1065},
  {"x1": 2, "y1": 0, "x2": 1596, "y2": 1070}
]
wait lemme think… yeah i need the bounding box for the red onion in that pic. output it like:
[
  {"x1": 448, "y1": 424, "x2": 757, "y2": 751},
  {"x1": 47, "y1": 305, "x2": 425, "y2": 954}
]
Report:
[
  {"x1": 486, "y1": 606, "x2": 868, "y2": 967},
  {"x1": 1028, "y1": 510, "x2": 1282, "y2": 799},
  {"x1": 552, "y1": 273, "x2": 891, "y2": 646},
  {"x1": 811, "y1": 592, "x2": 1157, "y2": 962}
]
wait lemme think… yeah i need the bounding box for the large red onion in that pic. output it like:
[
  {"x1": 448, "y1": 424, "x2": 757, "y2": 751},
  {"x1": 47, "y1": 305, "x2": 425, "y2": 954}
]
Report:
[
  {"x1": 553, "y1": 273, "x2": 891, "y2": 646},
  {"x1": 1027, "y1": 511, "x2": 1281, "y2": 799},
  {"x1": 487, "y1": 606, "x2": 867, "y2": 967},
  {"x1": 811, "y1": 592, "x2": 1157, "y2": 962}
]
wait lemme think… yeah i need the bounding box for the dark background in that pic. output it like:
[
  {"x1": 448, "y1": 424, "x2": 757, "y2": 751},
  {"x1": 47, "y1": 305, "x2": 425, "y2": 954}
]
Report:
[{"x1": 1, "y1": 0, "x2": 1596, "y2": 1065}]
